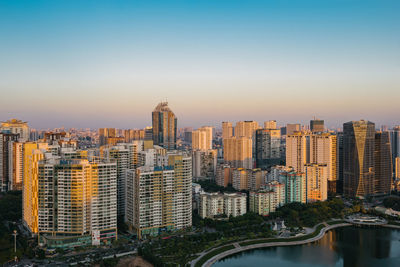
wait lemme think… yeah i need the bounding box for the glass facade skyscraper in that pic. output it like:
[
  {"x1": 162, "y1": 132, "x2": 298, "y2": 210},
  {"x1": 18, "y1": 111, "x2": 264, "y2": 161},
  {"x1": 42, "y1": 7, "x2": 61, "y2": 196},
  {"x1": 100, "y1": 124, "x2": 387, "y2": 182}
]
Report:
[{"x1": 152, "y1": 102, "x2": 177, "y2": 150}]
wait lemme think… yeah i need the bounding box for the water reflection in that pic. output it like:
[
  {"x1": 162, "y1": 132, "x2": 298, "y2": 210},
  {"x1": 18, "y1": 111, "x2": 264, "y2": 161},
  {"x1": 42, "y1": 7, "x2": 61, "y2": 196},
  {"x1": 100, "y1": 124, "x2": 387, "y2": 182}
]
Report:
[{"x1": 214, "y1": 227, "x2": 400, "y2": 267}]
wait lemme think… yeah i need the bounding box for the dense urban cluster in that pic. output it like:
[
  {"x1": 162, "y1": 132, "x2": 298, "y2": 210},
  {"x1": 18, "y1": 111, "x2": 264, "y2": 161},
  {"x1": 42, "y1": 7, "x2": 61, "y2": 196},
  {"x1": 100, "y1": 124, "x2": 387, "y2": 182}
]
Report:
[{"x1": 1, "y1": 103, "x2": 400, "y2": 265}]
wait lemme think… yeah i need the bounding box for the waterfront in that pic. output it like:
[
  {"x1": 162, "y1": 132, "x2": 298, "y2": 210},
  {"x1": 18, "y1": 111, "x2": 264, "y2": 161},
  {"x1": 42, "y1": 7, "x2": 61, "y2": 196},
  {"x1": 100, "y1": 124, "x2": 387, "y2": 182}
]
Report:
[{"x1": 213, "y1": 227, "x2": 400, "y2": 267}]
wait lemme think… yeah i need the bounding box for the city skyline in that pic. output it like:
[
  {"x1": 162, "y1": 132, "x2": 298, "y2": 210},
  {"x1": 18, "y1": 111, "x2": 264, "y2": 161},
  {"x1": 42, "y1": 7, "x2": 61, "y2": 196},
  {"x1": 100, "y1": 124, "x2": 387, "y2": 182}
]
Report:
[{"x1": 1, "y1": 0, "x2": 399, "y2": 129}]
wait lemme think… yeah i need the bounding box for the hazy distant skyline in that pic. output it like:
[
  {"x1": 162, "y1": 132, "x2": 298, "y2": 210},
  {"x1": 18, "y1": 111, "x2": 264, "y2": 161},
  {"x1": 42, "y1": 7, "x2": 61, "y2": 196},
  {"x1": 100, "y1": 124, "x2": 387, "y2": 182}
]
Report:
[{"x1": 1, "y1": 0, "x2": 399, "y2": 129}]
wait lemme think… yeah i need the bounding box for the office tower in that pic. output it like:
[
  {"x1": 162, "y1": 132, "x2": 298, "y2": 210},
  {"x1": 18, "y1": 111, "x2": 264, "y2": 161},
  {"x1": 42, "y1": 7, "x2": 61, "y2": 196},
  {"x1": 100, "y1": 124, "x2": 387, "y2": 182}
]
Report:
[
  {"x1": 305, "y1": 164, "x2": 328, "y2": 202},
  {"x1": 232, "y1": 168, "x2": 248, "y2": 190},
  {"x1": 310, "y1": 119, "x2": 325, "y2": 133},
  {"x1": 144, "y1": 126, "x2": 153, "y2": 141},
  {"x1": 223, "y1": 137, "x2": 252, "y2": 169},
  {"x1": 309, "y1": 133, "x2": 337, "y2": 193},
  {"x1": 255, "y1": 128, "x2": 281, "y2": 169},
  {"x1": 264, "y1": 120, "x2": 277, "y2": 129},
  {"x1": 396, "y1": 157, "x2": 400, "y2": 179},
  {"x1": 343, "y1": 120, "x2": 375, "y2": 198},
  {"x1": 152, "y1": 102, "x2": 177, "y2": 150},
  {"x1": 1, "y1": 119, "x2": 30, "y2": 141},
  {"x1": 0, "y1": 133, "x2": 19, "y2": 192},
  {"x1": 337, "y1": 132, "x2": 344, "y2": 193},
  {"x1": 374, "y1": 131, "x2": 392, "y2": 195},
  {"x1": 235, "y1": 121, "x2": 259, "y2": 139},
  {"x1": 216, "y1": 164, "x2": 233, "y2": 187},
  {"x1": 390, "y1": 126, "x2": 400, "y2": 172},
  {"x1": 37, "y1": 157, "x2": 117, "y2": 247},
  {"x1": 11, "y1": 142, "x2": 24, "y2": 190},
  {"x1": 286, "y1": 132, "x2": 308, "y2": 173},
  {"x1": 280, "y1": 171, "x2": 306, "y2": 203},
  {"x1": 199, "y1": 192, "x2": 246, "y2": 219},
  {"x1": 192, "y1": 149, "x2": 217, "y2": 180},
  {"x1": 125, "y1": 151, "x2": 192, "y2": 238},
  {"x1": 286, "y1": 123, "x2": 301, "y2": 135},
  {"x1": 192, "y1": 126, "x2": 213, "y2": 150},
  {"x1": 222, "y1": 122, "x2": 234, "y2": 139}
]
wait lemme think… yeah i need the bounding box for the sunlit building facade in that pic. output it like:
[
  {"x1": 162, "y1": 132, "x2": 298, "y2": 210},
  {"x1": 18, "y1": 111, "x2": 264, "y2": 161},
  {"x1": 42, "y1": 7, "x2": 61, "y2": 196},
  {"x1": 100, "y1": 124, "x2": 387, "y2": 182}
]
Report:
[
  {"x1": 343, "y1": 120, "x2": 375, "y2": 198},
  {"x1": 305, "y1": 163, "x2": 328, "y2": 202},
  {"x1": 1, "y1": 119, "x2": 30, "y2": 141},
  {"x1": 152, "y1": 102, "x2": 177, "y2": 150}
]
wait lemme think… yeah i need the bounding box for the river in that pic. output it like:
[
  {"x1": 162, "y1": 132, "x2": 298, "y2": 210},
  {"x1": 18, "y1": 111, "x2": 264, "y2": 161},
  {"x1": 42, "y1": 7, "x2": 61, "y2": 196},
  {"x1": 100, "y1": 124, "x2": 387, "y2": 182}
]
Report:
[{"x1": 213, "y1": 227, "x2": 400, "y2": 267}]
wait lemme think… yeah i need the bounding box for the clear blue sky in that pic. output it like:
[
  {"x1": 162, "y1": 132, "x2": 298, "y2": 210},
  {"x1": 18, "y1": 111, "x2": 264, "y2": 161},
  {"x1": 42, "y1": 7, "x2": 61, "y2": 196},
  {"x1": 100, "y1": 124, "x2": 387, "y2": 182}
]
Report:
[{"x1": 1, "y1": 0, "x2": 399, "y2": 129}]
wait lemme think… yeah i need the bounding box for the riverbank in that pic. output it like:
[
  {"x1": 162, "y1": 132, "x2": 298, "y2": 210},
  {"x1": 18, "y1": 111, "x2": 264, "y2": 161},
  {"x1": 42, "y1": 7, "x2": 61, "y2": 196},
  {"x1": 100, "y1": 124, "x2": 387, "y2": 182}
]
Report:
[{"x1": 191, "y1": 222, "x2": 352, "y2": 267}]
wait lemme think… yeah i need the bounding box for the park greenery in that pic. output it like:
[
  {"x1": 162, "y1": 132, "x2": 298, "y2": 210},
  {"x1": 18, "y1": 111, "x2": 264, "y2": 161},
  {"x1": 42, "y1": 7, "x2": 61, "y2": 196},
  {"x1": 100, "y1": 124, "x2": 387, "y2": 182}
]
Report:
[
  {"x1": 139, "y1": 213, "x2": 273, "y2": 266},
  {"x1": 0, "y1": 191, "x2": 36, "y2": 264},
  {"x1": 269, "y1": 198, "x2": 345, "y2": 227},
  {"x1": 196, "y1": 180, "x2": 237, "y2": 193},
  {"x1": 383, "y1": 196, "x2": 400, "y2": 211}
]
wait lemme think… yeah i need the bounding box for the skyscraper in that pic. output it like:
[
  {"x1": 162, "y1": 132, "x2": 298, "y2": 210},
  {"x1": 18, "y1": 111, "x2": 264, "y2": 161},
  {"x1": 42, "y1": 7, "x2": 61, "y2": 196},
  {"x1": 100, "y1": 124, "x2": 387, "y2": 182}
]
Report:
[
  {"x1": 152, "y1": 102, "x2": 177, "y2": 150},
  {"x1": 255, "y1": 128, "x2": 281, "y2": 169},
  {"x1": 343, "y1": 120, "x2": 375, "y2": 198},
  {"x1": 310, "y1": 119, "x2": 324, "y2": 133},
  {"x1": 374, "y1": 131, "x2": 392, "y2": 195},
  {"x1": 395, "y1": 157, "x2": 400, "y2": 179},
  {"x1": 390, "y1": 126, "x2": 400, "y2": 172}
]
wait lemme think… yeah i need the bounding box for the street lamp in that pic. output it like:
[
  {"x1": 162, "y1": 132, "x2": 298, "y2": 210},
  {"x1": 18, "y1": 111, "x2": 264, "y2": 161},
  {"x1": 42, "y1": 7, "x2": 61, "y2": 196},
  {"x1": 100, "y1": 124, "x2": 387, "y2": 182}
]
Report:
[{"x1": 12, "y1": 230, "x2": 18, "y2": 262}]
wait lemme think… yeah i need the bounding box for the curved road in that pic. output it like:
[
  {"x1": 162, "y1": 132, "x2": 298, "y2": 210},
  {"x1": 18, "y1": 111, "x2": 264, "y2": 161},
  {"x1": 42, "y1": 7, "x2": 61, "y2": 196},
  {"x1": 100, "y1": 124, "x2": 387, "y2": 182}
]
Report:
[{"x1": 193, "y1": 223, "x2": 352, "y2": 267}]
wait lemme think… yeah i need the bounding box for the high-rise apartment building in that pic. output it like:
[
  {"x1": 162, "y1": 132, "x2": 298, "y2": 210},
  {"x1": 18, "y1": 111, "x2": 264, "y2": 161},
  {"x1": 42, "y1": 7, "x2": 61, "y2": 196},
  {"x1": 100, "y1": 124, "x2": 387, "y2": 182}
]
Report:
[
  {"x1": 280, "y1": 171, "x2": 306, "y2": 204},
  {"x1": 263, "y1": 180, "x2": 286, "y2": 207},
  {"x1": 374, "y1": 131, "x2": 392, "y2": 195},
  {"x1": 222, "y1": 122, "x2": 234, "y2": 139},
  {"x1": 235, "y1": 121, "x2": 259, "y2": 139},
  {"x1": 255, "y1": 128, "x2": 281, "y2": 169},
  {"x1": 216, "y1": 164, "x2": 233, "y2": 187},
  {"x1": 0, "y1": 133, "x2": 19, "y2": 192},
  {"x1": 199, "y1": 192, "x2": 246, "y2": 219},
  {"x1": 264, "y1": 120, "x2": 277, "y2": 129},
  {"x1": 286, "y1": 132, "x2": 308, "y2": 173},
  {"x1": 12, "y1": 142, "x2": 24, "y2": 190},
  {"x1": 125, "y1": 151, "x2": 192, "y2": 239},
  {"x1": 124, "y1": 129, "x2": 145, "y2": 142},
  {"x1": 99, "y1": 128, "x2": 117, "y2": 146},
  {"x1": 37, "y1": 157, "x2": 117, "y2": 247},
  {"x1": 343, "y1": 120, "x2": 375, "y2": 198},
  {"x1": 232, "y1": 168, "x2": 248, "y2": 191},
  {"x1": 192, "y1": 149, "x2": 217, "y2": 180},
  {"x1": 309, "y1": 133, "x2": 337, "y2": 193},
  {"x1": 310, "y1": 119, "x2": 324, "y2": 133},
  {"x1": 305, "y1": 164, "x2": 328, "y2": 202},
  {"x1": 250, "y1": 190, "x2": 280, "y2": 216},
  {"x1": 192, "y1": 126, "x2": 213, "y2": 150},
  {"x1": 152, "y1": 102, "x2": 177, "y2": 150},
  {"x1": 223, "y1": 137, "x2": 252, "y2": 169},
  {"x1": 1, "y1": 119, "x2": 30, "y2": 141},
  {"x1": 286, "y1": 123, "x2": 301, "y2": 135}
]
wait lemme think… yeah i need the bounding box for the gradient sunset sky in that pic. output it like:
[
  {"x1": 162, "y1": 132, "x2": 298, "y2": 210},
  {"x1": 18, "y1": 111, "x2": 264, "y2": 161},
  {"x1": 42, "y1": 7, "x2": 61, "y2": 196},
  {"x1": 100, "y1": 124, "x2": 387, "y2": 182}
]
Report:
[{"x1": 1, "y1": 0, "x2": 399, "y2": 129}]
